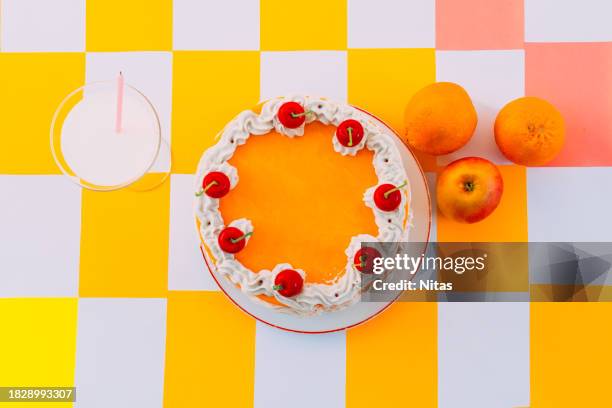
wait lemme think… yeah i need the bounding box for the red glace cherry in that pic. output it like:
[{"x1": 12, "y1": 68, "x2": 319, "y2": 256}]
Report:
[
  {"x1": 218, "y1": 227, "x2": 252, "y2": 253},
  {"x1": 273, "y1": 269, "x2": 304, "y2": 297},
  {"x1": 353, "y1": 247, "x2": 382, "y2": 274},
  {"x1": 197, "y1": 171, "x2": 230, "y2": 198},
  {"x1": 278, "y1": 102, "x2": 309, "y2": 129},
  {"x1": 374, "y1": 181, "x2": 407, "y2": 212},
  {"x1": 336, "y1": 119, "x2": 364, "y2": 147}
]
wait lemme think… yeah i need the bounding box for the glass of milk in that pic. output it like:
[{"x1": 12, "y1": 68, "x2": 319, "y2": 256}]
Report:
[{"x1": 51, "y1": 79, "x2": 171, "y2": 191}]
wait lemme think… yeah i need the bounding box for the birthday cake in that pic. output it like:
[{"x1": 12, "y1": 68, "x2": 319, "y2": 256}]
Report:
[{"x1": 195, "y1": 95, "x2": 411, "y2": 315}]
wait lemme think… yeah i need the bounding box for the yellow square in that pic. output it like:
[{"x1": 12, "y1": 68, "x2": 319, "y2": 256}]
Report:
[
  {"x1": 347, "y1": 303, "x2": 437, "y2": 407},
  {"x1": 0, "y1": 298, "x2": 77, "y2": 408},
  {"x1": 86, "y1": 0, "x2": 172, "y2": 51},
  {"x1": 172, "y1": 51, "x2": 260, "y2": 173},
  {"x1": 79, "y1": 174, "x2": 170, "y2": 297},
  {"x1": 163, "y1": 291, "x2": 255, "y2": 407},
  {"x1": 261, "y1": 0, "x2": 346, "y2": 50},
  {"x1": 437, "y1": 165, "x2": 528, "y2": 242},
  {"x1": 348, "y1": 49, "x2": 436, "y2": 133},
  {"x1": 0, "y1": 53, "x2": 85, "y2": 174},
  {"x1": 531, "y1": 303, "x2": 612, "y2": 407}
]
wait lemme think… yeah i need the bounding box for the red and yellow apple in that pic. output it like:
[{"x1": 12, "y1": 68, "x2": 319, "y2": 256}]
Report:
[{"x1": 436, "y1": 157, "x2": 503, "y2": 223}]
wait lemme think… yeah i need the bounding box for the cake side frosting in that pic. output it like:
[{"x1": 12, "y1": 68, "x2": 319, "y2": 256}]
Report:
[{"x1": 194, "y1": 95, "x2": 410, "y2": 315}]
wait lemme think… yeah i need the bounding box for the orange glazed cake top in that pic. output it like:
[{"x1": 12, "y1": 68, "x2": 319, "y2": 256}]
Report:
[{"x1": 195, "y1": 95, "x2": 411, "y2": 315}]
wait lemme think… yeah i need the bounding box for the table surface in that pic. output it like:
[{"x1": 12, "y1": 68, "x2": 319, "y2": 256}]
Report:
[{"x1": 1, "y1": 1, "x2": 611, "y2": 407}]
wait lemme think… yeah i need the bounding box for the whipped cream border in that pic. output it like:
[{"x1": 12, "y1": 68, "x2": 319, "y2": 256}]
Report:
[{"x1": 195, "y1": 96, "x2": 410, "y2": 315}]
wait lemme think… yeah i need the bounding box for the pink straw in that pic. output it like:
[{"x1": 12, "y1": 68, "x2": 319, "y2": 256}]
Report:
[{"x1": 115, "y1": 71, "x2": 124, "y2": 133}]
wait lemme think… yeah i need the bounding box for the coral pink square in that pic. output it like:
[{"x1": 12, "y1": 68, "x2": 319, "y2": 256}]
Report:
[
  {"x1": 526, "y1": 43, "x2": 612, "y2": 166},
  {"x1": 436, "y1": 0, "x2": 524, "y2": 50}
]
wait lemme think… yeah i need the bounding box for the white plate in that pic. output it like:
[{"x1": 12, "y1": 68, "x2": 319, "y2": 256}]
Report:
[{"x1": 200, "y1": 111, "x2": 432, "y2": 333}]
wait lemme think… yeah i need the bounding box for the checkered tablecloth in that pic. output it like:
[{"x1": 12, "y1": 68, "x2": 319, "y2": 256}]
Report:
[{"x1": 1, "y1": 1, "x2": 611, "y2": 407}]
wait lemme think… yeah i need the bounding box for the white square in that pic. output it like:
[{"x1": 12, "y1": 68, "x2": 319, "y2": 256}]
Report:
[
  {"x1": 1, "y1": 0, "x2": 85, "y2": 52},
  {"x1": 528, "y1": 167, "x2": 612, "y2": 242},
  {"x1": 260, "y1": 51, "x2": 347, "y2": 101},
  {"x1": 439, "y1": 302, "x2": 530, "y2": 408},
  {"x1": 173, "y1": 0, "x2": 259, "y2": 50},
  {"x1": 168, "y1": 174, "x2": 219, "y2": 291},
  {"x1": 86, "y1": 52, "x2": 173, "y2": 172},
  {"x1": 254, "y1": 322, "x2": 346, "y2": 408},
  {"x1": 75, "y1": 298, "x2": 167, "y2": 408},
  {"x1": 436, "y1": 50, "x2": 525, "y2": 166},
  {"x1": 348, "y1": 0, "x2": 435, "y2": 48},
  {"x1": 0, "y1": 176, "x2": 81, "y2": 297},
  {"x1": 526, "y1": 0, "x2": 612, "y2": 42}
]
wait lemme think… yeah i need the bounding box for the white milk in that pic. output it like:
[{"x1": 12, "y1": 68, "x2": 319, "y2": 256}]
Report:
[{"x1": 61, "y1": 86, "x2": 159, "y2": 187}]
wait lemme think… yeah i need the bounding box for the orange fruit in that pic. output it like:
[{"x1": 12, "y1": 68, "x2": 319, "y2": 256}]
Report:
[
  {"x1": 494, "y1": 97, "x2": 565, "y2": 166},
  {"x1": 404, "y1": 82, "x2": 477, "y2": 155}
]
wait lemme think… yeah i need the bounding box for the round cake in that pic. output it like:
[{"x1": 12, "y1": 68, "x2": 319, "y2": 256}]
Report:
[{"x1": 195, "y1": 95, "x2": 411, "y2": 315}]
